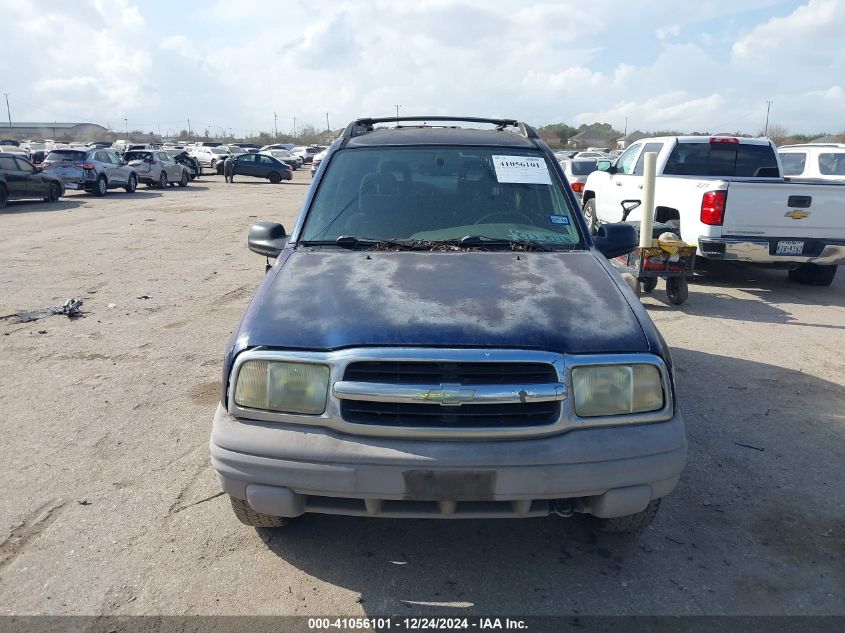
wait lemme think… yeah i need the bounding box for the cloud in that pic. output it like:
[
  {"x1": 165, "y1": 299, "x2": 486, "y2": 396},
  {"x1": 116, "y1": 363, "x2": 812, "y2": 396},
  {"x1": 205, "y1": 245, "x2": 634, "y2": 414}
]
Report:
[{"x1": 1, "y1": 0, "x2": 843, "y2": 136}]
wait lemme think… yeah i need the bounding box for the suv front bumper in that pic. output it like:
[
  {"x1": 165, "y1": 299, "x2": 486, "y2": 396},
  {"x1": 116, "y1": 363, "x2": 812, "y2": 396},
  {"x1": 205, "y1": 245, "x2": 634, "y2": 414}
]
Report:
[
  {"x1": 210, "y1": 404, "x2": 686, "y2": 519},
  {"x1": 698, "y1": 236, "x2": 845, "y2": 265}
]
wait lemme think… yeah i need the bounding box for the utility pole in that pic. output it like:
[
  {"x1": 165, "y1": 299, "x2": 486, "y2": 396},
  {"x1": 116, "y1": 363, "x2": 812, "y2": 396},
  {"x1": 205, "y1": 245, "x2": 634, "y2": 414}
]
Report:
[
  {"x1": 395, "y1": 104, "x2": 401, "y2": 120},
  {"x1": 274, "y1": 112, "x2": 278, "y2": 139},
  {"x1": 4, "y1": 93, "x2": 11, "y2": 134},
  {"x1": 187, "y1": 117, "x2": 192, "y2": 137},
  {"x1": 124, "y1": 118, "x2": 128, "y2": 136},
  {"x1": 293, "y1": 117, "x2": 296, "y2": 138},
  {"x1": 764, "y1": 100, "x2": 773, "y2": 137},
  {"x1": 623, "y1": 116, "x2": 628, "y2": 138},
  {"x1": 326, "y1": 112, "x2": 330, "y2": 131}
]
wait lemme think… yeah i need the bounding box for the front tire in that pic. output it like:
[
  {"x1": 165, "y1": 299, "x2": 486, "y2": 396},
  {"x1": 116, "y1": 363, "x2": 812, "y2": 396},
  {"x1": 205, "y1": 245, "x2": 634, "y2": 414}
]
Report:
[
  {"x1": 582, "y1": 198, "x2": 598, "y2": 235},
  {"x1": 788, "y1": 263, "x2": 837, "y2": 287},
  {"x1": 158, "y1": 171, "x2": 167, "y2": 189},
  {"x1": 125, "y1": 174, "x2": 137, "y2": 193},
  {"x1": 179, "y1": 171, "x2": 188, "y2": 187},
  {"x1": 94, "y1": 175, "x2": 108, "y2": 197},
  {"x1": 44, "y1": 181, "x2": 61, "y2": 203},
  {"x1": 230, "y1": 496, "x2": 288, "y2": 528},
  {"x1": 591, "y1": 499, "x2": 661, "y2": 534}
]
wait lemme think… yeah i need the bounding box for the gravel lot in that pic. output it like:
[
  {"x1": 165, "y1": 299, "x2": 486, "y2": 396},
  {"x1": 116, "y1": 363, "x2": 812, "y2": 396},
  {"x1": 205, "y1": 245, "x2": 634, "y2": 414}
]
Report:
[{"x1": 0, "y1": 169, "x2": 843, "y2": 617}]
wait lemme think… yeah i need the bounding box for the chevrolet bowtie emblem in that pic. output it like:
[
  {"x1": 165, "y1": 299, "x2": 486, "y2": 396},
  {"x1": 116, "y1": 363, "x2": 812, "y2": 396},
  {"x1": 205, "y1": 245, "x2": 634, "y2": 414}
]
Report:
[
  {"x1": 415, "y1": 384, "x2": 476, "y2": 406},
  {"x1": 785, "y1": 210, "x2": 810, "y2": 219}
]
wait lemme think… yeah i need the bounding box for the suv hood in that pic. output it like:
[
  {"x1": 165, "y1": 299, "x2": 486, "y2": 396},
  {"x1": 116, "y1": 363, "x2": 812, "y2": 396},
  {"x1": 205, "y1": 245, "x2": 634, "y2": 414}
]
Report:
[{"x1": 240, "y1": 250, "x2": 648, "y2": 354}]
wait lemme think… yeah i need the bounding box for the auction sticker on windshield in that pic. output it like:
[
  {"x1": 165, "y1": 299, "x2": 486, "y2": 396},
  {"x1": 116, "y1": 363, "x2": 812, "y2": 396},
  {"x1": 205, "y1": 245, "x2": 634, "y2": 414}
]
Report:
[{"x1": 492, "y1": 155, "x2": 552, "y2": 185}]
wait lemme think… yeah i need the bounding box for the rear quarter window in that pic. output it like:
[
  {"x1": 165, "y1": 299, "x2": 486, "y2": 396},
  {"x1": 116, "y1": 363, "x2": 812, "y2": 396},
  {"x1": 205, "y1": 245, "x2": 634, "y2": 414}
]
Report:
[{"x1": 818, "y1": 153, "x2": 845, "y2": 176}]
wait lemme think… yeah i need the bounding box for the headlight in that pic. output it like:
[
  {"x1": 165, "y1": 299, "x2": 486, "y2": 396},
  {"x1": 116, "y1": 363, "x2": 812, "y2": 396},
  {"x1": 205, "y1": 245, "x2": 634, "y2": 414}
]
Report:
[
  {"x1": 234, "y1": 360, "x2": 329, "y2": 415},
  {"x1": 572, "y1": 364, "x2": 664, "y2": 417}
]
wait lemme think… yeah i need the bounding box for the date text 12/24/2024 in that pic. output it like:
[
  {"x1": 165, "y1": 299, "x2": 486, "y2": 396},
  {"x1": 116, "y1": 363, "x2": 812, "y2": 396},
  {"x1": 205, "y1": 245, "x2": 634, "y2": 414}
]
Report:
[{"x1": 307, "y1": 617, "x2": 529, "y2": 630}]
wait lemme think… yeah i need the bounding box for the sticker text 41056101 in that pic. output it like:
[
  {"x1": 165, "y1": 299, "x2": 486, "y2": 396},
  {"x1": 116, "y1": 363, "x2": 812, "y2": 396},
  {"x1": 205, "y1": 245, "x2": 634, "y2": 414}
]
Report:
[{"x1": 492, "y1": 155, "x2": 552, "y2": 185}]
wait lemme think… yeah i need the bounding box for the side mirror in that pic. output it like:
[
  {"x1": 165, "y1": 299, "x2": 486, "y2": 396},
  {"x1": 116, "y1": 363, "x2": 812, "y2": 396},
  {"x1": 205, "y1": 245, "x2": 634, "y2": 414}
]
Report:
[
  {"x1": 596, "y1": 160, "x2": 613, "y2": 172},
  {"x1": 592, "y1": 222, "x2": 638, "y2": 259},
  {"x1": 248, "y1": 222, "x2": 288, "y2": 258}
]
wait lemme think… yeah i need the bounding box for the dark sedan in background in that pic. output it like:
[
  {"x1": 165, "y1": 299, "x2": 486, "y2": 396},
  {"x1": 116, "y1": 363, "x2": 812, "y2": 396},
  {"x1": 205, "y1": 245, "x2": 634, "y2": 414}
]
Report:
[
  {"x1": 0, "y1": 152, "x2": 64, "y2": 208},
  {"x1": 228, "y1": 153, "x2": 292, "y2": 182}
]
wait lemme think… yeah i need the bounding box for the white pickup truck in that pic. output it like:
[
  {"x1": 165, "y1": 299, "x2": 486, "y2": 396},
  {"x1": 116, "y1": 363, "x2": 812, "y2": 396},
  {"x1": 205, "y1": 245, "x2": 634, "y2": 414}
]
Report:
[{"x1": 582, "y1": 135, "x2": 845, "y2": 286}]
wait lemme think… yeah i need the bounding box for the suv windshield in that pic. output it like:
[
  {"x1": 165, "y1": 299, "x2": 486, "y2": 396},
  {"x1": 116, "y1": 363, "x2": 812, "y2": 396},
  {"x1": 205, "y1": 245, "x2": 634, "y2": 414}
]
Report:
[{"x1": 301, "y1": 146, "x2": 583, "y2": 247}]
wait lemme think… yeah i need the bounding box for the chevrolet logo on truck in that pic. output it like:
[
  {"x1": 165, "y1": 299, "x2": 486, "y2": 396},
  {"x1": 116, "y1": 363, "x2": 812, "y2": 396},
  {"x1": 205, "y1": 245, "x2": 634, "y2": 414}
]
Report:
[
  {"x1": 415, "y1": 384, "x2": 476, "y2": 405},
  {"x1": 784, "y1": 210, "x2": 811, "y2": 220}
]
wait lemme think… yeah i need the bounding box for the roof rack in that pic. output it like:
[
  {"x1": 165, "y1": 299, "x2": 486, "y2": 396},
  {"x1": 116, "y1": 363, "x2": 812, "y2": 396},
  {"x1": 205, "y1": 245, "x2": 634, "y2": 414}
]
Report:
[{"x1": 341, "y1": 116, "x2": 538, "y2": 140}]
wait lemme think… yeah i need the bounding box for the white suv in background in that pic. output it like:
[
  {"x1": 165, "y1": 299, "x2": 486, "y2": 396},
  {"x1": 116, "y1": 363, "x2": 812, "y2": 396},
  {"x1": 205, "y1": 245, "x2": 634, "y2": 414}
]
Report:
[{"x1": 778, "y1": 144, "x2": 845, "y2": 182}]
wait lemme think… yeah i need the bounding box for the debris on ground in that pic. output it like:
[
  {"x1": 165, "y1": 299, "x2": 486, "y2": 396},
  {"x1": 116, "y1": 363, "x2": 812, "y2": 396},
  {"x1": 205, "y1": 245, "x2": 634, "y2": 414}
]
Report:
[{"x1": 1, "y1": 298, "x2": 84, "y2": 324}]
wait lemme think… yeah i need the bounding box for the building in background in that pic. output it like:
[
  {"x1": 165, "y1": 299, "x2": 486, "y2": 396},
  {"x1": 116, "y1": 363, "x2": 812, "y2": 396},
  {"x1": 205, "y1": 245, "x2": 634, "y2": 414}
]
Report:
[{"x1": 1, "y1": 122, "x2": 109, "y2": 141}]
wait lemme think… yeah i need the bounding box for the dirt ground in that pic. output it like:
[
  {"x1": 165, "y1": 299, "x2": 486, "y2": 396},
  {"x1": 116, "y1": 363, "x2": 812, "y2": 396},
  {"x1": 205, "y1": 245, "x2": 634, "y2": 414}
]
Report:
[{"x1": 0, "y1": 169, "x2": 843, "y2": 617}]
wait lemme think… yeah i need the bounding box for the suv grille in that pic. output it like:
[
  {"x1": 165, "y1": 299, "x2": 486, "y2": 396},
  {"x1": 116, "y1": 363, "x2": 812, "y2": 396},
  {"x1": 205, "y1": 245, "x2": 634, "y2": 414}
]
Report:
[
  {"x1": 340, "y1": 361, "x2": 561, "y2": 428},
  {"x1": 343, "y1": 361, "x2": 557, "y2": 385}
]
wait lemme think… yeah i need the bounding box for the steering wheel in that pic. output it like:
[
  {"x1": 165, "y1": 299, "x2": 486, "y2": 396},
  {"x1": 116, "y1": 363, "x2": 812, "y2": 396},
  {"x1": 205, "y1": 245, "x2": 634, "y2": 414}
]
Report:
[{"x1": 474, "y1": 211, "x2": 535, "y2": 225}]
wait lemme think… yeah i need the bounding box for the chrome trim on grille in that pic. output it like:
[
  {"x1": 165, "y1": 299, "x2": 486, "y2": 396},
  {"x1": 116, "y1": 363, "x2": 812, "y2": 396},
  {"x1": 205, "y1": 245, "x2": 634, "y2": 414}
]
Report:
[
  {"x1": 227, "y1": 348, "x2": 672, "y2": 439},
  {"x1": 333, "y1": 381, "x2": 566, "y2": 406}
]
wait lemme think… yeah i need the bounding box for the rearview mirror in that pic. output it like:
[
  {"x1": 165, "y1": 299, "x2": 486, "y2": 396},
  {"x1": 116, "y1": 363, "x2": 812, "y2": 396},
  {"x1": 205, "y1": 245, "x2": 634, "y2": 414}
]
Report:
[
  {"x1": 596, "y1": 160, "x2": 613, "y2": 172},
  {"x1": 592, "y1": 222, "x2": 637, "y2": 259},
  {"x1": 248, "y1": 222, "x2": 288, "y2": 258}
]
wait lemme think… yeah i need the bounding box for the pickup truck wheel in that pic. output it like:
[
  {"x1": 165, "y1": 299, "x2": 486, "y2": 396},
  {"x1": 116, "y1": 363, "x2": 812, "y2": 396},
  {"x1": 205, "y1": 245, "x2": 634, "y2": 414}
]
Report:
[
  {"x1": 591, "y1": 499, "x2": 661, "y2": 533},
  {"x1": 124, "y1": 174, "x2": 137, "y2": 193},
  {"x1": 788, "y1": 263, "x2": 837, "y2": 287},
  {"x1": 582, "y1": 199, "x2": 598, "y2": 235},
  {"x1": 230, "y1": 496, "x2": 288, "y2": 528},
  {"x1": 665, "y1": 277, "x2": 689, "y2": 305},
  {"x1": 94, "y1": 175, "x2": 108, "y2": 197}
]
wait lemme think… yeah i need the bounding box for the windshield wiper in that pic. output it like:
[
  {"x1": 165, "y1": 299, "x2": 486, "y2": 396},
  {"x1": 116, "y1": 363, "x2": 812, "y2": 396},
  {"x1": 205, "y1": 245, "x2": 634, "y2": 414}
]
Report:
[
  {"x1": 298, "y1": 236, "x2": 426, "y2": 251},
  {"x1": 429, "y1": 235, "x2": 557, "y2": 252}
]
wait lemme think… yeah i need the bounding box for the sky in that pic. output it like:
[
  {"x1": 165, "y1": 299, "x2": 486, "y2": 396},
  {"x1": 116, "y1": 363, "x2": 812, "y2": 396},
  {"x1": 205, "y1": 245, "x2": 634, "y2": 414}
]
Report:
[{"x1": 1, "y1": 0, "x2": 843, "y2": 137}]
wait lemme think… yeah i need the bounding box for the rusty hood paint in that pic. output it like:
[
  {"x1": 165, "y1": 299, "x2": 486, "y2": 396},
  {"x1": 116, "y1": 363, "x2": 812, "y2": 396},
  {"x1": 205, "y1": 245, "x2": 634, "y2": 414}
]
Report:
[{"x1": 237, "y1": 250, "x2": 649, "y2": 354}]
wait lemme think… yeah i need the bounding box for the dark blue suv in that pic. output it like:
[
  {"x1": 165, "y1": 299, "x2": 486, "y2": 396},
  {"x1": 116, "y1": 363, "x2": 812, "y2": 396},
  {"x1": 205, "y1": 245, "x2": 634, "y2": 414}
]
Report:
[{"x1": 211, "y1": 117, "x2": 686, "y2": 533}]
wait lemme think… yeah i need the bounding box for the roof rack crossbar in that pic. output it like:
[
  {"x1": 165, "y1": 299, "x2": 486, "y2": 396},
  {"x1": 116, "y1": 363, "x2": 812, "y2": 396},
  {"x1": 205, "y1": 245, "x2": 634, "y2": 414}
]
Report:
[{"x1": 341, "y1": 116, "x2": 537, "y2": 140}]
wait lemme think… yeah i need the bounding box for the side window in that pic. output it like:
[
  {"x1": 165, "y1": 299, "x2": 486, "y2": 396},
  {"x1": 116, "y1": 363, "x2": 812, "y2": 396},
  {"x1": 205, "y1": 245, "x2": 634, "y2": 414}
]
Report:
[
  {"x1": 615, "y1": 143, "x2": 641, "y2": 175},
  {"x1": 238, "y1": 154, "x2": 256, "y2": 164},
  {"x1": 0, "y1": 156, "x2": 18, "y2": 170},
  {"x1": 779, "y1": 153, "x2": 806, "y2": 176},
  {"x1": 14, "y1": 158, "x2": 34, "y2": 172},
  {"x1": 634, "y1": 143, "x2": 664, "y2": 175},
  {"x1": 95, "y1": 151, "x2": 108, "y2": 163},
  {"x1": 158, "y1": 153, "x2": 170, "y2": 162},
  {"x1": 257, "y1": 155, "x2": 273, "y2": 165}
]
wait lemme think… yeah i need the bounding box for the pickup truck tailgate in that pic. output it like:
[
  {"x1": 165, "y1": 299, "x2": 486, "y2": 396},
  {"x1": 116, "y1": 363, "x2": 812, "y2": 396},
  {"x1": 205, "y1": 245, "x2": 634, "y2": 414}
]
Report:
[{"x1": 721, "y1": 180, "x2": 845, "y2": 240}]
